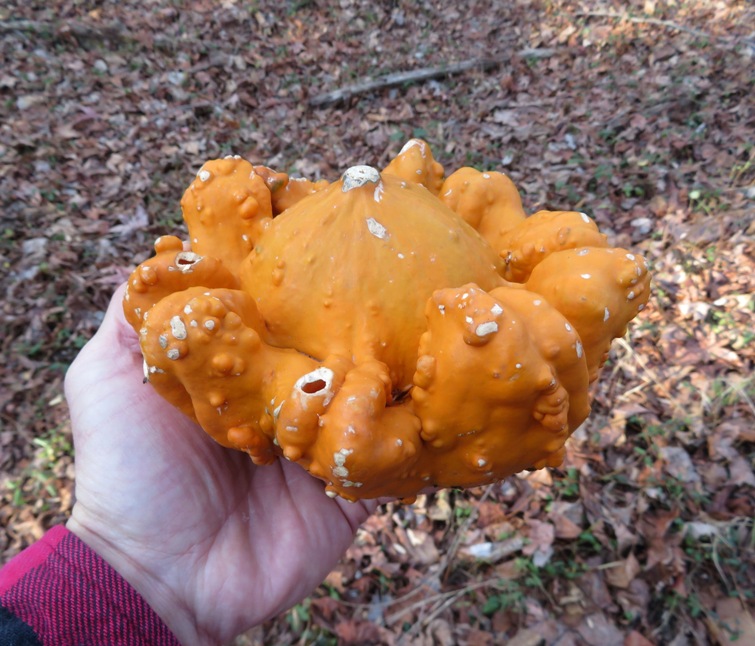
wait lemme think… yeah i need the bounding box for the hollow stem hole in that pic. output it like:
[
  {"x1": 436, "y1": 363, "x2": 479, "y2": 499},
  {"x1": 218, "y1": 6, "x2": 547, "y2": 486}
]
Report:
[{"x1": 301, "y1": 379, "x2": 327, "y2": 394}]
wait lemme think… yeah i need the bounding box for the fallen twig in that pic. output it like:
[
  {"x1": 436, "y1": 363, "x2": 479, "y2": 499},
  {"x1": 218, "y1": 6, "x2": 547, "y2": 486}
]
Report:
[
  {"x1": 387, "y1": 576, "x2": 502, "y2": 627},
  {"x1": 308, "y1": 49, "x2": 557, "y2": 107},
  {"x1": 0, "y1": 18, "x2": 175, "y2": 50},
  {"x1": 1, "y1": 18, "x2": 103, "y2": 37},
  {"x1": 396, "y1": 588, "x2": 467, "y2": 644},
  {"x1": 438, "y1": 484, "x2": 495, "y2": 583},
  {"x1": 576, "y1": 10, "x2": 715, "y2": 41}
]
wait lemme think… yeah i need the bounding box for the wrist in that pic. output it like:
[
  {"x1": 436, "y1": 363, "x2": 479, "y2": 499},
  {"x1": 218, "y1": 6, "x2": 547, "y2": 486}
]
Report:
[{"x1": 66, "y1": 513, "x2": 210, "y2": 646}]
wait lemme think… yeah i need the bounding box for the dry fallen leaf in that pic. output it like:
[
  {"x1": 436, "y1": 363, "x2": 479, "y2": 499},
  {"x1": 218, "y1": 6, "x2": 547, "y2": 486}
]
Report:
[
  {"x1": 522, "y1": 519, "x2": 555, "y2": 567},
  {"x1": 660, "y1": 446, "x2": 701, "y2": 483},
  {"x1": 576, "y1": 612, "x2": 624, "y2": 646},
  {"x1": 459, "y1": 536, "x2": 525, "y2": 563},
  {"x1": 604, "y1": 553, "x2": 641, "y2": 590},
  {"x1": 706, "y1": 598, "x2": 755, "y2": 646}
]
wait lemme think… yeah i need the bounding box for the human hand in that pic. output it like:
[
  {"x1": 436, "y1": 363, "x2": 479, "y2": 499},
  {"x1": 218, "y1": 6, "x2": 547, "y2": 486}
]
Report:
[{"x1": 65, "y1": 285, "x2": 377, "y2": 645}]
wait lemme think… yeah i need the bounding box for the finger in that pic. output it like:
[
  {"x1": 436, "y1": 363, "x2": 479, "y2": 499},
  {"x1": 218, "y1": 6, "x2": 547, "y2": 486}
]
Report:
[{"x1": 99, "y1": 282, "x2": 142, "y2": 356}]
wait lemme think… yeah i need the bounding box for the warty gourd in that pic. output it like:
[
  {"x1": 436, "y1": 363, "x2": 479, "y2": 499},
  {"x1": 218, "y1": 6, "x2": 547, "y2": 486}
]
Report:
[{"x1": 123, "y1": 140, "x2": 650, "y2": 502}]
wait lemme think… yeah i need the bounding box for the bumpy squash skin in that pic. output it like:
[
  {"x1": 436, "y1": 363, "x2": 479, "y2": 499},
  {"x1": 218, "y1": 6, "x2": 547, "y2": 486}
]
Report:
[
  {"x1": 180, "y1": 156, "x2": 274, "y2": 275},
  {"x1": 410, "y1": 284, "x2": 592, "y2": 490},
  {"x1": 252, "y1": 165, "x2": 330, "y2": 214},
  {"x1": 382, "y1": 138, "x2": 445, "y2": 195},
  {"x1": 498, "y1": 210, "x2": 609, "y2": 283},
  {"x1": 439, "y1": 167, "x2": 527, "y2": 250},
  {"x1": 123, "y1": 140, "x2": 651, "y2": 501},
  {"x1": 239, "y1": 169, "x2": 504, "y2": 390},
  {"x1": 525, "y1": 247, "x2": 651, "y2": 382}
]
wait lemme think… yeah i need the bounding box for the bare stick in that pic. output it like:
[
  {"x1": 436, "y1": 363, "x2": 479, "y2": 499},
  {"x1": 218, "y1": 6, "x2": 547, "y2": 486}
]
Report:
[
  {"x1": 438, "y1": 484, "x2": 495, "y2": 583},
  {"x1": 0, "y1": 19, "x2": 175, "y2": 50},
  {"x1": 575, "y1": 11, "x2": 714, "y2": 40},
  {"x1": 308, "y1": 49, "x2": 557, "y2": 107}
]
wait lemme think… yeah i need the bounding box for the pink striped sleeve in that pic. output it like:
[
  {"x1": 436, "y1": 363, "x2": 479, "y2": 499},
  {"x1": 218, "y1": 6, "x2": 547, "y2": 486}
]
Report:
[{"x1": 0, "y1": 526, "x2": 180, "y2": 646}]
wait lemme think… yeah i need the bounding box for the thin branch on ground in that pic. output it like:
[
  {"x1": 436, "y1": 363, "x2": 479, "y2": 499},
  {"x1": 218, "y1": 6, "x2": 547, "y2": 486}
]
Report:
[
  {"x1": 439, "y1": 485, "x2": 495, "y2": 583},
  {"x1": 574, "y1": 10, "x2": 730, "y2": 43},
  {"x1": 0, "y1": 18, "x2": 175, "y2": 50},
  {"x1": 386, "y1": 576, "x2": 503, "y2": 627},
  {"x1": 308, "y1": 49, "x2": 558, "y2": 107}
]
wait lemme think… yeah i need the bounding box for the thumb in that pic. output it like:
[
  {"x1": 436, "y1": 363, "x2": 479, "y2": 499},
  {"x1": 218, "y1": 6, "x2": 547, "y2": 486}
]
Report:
[{"x1": 64, "y1": 283, "x2": 142, "y2": 408}]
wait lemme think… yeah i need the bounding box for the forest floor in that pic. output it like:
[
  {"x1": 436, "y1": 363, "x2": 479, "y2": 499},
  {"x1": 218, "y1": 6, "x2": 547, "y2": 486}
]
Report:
[{"x1": 1, "y1": 0, "x2": 753, "y2": 644}]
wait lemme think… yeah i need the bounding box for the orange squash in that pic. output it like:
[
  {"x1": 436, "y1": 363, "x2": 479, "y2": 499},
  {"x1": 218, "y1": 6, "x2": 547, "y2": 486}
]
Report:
[{"x1": 124, "y1": 140, "x2": 650, "y2": 501}]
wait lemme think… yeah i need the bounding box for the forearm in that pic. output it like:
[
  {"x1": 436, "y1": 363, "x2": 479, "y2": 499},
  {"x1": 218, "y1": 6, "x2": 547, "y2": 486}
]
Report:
[{"x1": 0, "y1": 525, "x2": 181, "y2": 646}]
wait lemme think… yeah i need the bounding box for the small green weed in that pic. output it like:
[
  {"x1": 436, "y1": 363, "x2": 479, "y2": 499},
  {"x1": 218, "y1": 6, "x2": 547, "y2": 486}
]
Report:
[
  {"x1": 481, "y1": 580, "x2": 525, "y2": 615},
  {"x1": 3, "y1": 427, "x2": 73, "y2": 509}
]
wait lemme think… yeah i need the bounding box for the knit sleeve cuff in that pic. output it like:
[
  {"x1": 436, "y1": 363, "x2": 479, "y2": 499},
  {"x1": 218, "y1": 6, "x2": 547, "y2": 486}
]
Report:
[{"x1": 0, "y1": 526, "x2": 181, "y2": 646}]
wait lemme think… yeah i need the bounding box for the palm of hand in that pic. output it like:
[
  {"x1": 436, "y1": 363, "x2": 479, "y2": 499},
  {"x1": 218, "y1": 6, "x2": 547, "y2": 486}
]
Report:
[{"x1": 65, "y1": 287, "x2": 375, "y2": 645}]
